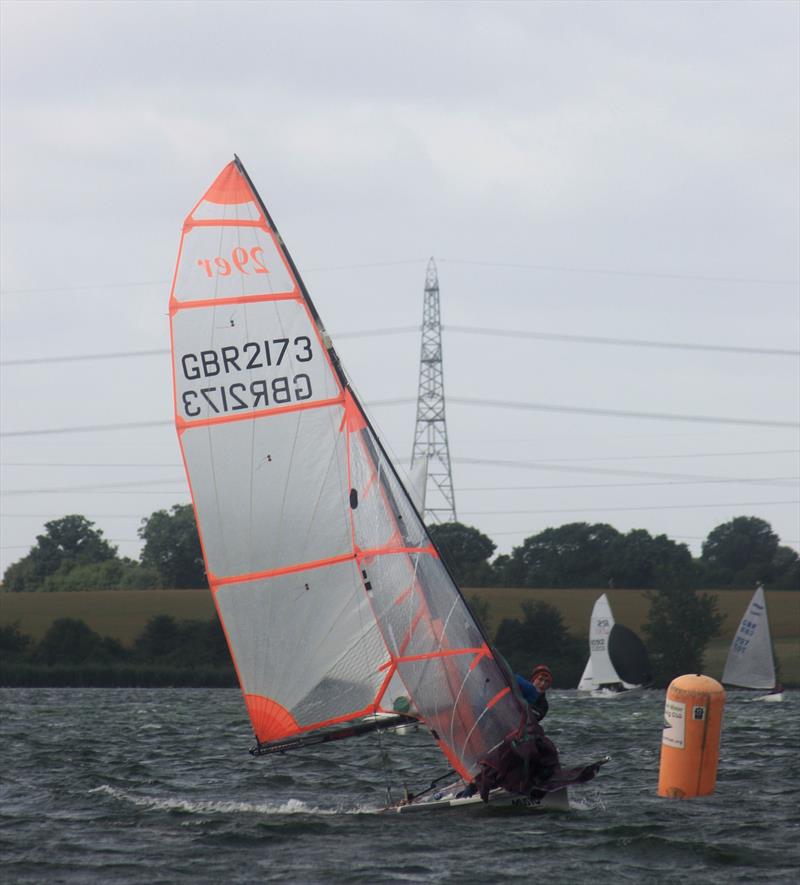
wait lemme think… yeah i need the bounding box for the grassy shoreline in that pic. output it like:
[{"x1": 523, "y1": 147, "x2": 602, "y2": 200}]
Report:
[{"x1": 2, "y1": 587, "x2": 797, "y2": 686}]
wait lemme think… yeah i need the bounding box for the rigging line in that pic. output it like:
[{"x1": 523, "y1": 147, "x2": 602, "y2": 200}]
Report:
[
  {"x1": 464, "y1": 499, "x2": 800, "y2": 516},
  {"x1": 437, "y1": 257, "x2": 800, "y2": 287},
  {"x1": 443, "y1": 325, "x2": 800, "y2": 357}
]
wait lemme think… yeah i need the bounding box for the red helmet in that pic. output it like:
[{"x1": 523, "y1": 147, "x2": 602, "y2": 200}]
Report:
[{"x1": 531, "y1": 664, "x2": 552, "y2": 682}]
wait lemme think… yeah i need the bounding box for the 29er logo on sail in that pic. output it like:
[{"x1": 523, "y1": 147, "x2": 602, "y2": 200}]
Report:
[{"x1": 179, "y1": 335, "x2": 315, "y2": 418}]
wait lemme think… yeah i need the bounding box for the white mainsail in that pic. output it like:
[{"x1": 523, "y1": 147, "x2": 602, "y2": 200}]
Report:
[
  {"x1": 722, "y1": 585, "x2": 777, "y2": 690},
  {"x1": 577, "y1": 658, "x2": 594, "y2": 692},
  {"x1": 408, "y1": 454, "x2": 428, "y2": 514},
  {"x1": 579, "y1": 593, "x2": 650, "y2": 692},
  {"x1": 586, "y1": 594, "x2": 620, "y2": 687},
  {"x1": 168, "y1": 159, "x2": 527, "y2": 781}
]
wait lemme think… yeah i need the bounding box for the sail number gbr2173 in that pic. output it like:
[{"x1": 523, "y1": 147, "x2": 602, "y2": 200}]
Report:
[{"x1": 179, "y1": 336, "x2": 315, "y2": 418}]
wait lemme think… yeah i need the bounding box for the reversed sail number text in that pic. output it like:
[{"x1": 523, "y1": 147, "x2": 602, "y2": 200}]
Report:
[{"x1": 197, "y1": 247, "x2": 269, "y2": 277}]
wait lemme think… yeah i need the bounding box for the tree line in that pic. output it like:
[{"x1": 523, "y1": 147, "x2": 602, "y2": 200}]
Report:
[
  {"x1": 0, "y1": 614, "x2": 236, "y2": 687},
  {"x1": 429, "y1": 517, "x2": 799, "y2": 591},
  {"x1": 2, "y1": 507, "x2": 797, "y2": 593}
]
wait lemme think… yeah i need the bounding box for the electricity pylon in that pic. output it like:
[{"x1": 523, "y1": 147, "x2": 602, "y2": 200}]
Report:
[{"x1": 410, "y1": 257, "x2": 457, "y2": 523}]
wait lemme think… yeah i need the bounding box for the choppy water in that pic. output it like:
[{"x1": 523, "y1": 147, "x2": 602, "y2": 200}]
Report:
[{"x1": 1, "y1": 688, "x2": 798, "y2": 884}]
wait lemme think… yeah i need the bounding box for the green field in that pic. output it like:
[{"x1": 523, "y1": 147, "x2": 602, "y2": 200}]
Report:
[{"x1": 2, "y1": 586, "x2": 798, "y2": 683}]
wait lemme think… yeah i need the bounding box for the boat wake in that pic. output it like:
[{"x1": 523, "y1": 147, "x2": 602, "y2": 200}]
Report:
[
  {"x1": 89, "y1": 784, "x2": 374, "y2": 816},
  {"x1": 568, "y1": 788, "x2": 607, "y2": 812}
]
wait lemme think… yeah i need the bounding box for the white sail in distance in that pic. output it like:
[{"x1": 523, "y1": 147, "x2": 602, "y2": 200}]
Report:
[
  {"x1": 722, "y1": 585, "x2": 776, "y2": 690},
  {"x1": 587, "y1": 594, "x2": 620, "y2": 686}
]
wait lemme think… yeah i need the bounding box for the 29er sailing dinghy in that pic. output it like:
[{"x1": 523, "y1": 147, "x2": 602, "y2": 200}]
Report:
[
  {"x1": 577, "y1": 594, "x2": 651, "y2": 697},
  {"x1": 722, "y1": 585, "x2": 783, "y2": 702},
  {"x1": 168, "y1": 158, "x2": 606, "y2": 813}
]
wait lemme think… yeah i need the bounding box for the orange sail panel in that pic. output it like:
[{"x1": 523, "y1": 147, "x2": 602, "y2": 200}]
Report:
[{"x1": 169, "y1": 159, "x2": 524, "y2": 775}]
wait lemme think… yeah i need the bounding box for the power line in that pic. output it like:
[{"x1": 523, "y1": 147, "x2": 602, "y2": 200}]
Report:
[
  {"x1": 438, "y1": 257, "x2": 800, "y2": 287},
  {"x1": 458, "y1": 477, "x2": 800, "y2": 491},
  {"x1": 3, "y1": 325, "x2": 796, "y2": 367},
  {"x1": 1, "y1": 462, "x2": 182, "y2": 468},
  {"x1": 455, "y1": 456, "x2": 796, "y2": 484},
  {"x1": 3, "y1": 393, "x2": 798, "y2": 437},
  {"x1": 0, "y1": 420, "x2": 172, "y2": 438},
  {"x1": 0, "y1": 280, "x2": 169, "y2": 295},
  {"x1": 3, "y1": 448, "x2": 796, "y2": 470},
  {"x1": 1, "y1": 478, "x2": 187, "y2": 496},
  {"x1": 4, "y1": 254, "x2": 798, "y2": 296},
  {"x1": 462, "y1": 499, "x2": 800, "y2": 516},
  {"x1": 460, "y1": 448, "x2": 800, "y2": 464},
  {"x1": 449, "y1": 398, "x2": 799, "y2": 428},
  {"x1": 444, "y1": 326, "x2": 799, "y2": 357},
  {"x1": 2, "y1": 349, "x2": 169, "y2": 366},
  {"x1": 374, "y1": 397, "x2": 799, "y2": 429}
]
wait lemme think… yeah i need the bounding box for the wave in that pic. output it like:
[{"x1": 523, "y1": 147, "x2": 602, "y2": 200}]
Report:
[{"x1": 89, "y1": 784, "x2": 378, "y2": 816}]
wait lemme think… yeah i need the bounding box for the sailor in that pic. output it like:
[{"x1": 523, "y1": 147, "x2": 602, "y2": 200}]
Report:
[
  {"x1": 470, "y1": 664, "x2": 559, "y2": 801},
  {"x1": 514, "y1": 664, "x2": 552, "y2": 721}
]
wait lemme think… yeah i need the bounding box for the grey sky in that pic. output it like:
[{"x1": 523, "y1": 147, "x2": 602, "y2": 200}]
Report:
[{"x1": 1, "y1": 0, "x2": 798, "y2": 575}]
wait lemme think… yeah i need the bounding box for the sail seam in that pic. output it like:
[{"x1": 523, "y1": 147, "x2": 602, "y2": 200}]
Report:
[
  {"x1": 170, "y1": 291, "x2": 300, "y2": 313},
  {"x1": 176, "y1": 394, "x2": 345, "y2": 432},
  {"x1": 185, "y1": 219, "x2": 268, "y2": 230},
  {"x1": 379, "y1": 647, "x2": 486, "y2": 669},
  {"x1": 210, "y1": 551, "x2": 357, "y2": 588}
]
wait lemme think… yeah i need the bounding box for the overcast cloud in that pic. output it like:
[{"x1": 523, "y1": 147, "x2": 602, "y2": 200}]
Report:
[{"x1": 1, "y1": 0, "x2": 798, "y2": 575}]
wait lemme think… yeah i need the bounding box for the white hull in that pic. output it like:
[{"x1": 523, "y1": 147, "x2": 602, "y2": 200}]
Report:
[
  {"x1": 751, "y1": 691, "x2": 784, "y2": 703},
  {"x1": 389, "y1": 780, "x2": 569, "y2": 814}
]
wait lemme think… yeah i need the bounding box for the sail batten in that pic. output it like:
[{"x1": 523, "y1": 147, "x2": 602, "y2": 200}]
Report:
[{"x1": 170, "y1": 159, "x2": 524, "y2": 769}]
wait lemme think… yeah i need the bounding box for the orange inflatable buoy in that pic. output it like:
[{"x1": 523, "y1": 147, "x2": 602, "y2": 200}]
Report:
[{"x1": 658, "y1": 674, "x2": 725, "y2": 799}]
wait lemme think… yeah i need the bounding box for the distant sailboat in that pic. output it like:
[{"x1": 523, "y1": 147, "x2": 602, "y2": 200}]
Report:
[
  {"x1": 578, "y1": 594, "x2": 651, "y2": 697},
  {"x1": 722, "y1": 585, "x2": 783, "y2": 702},
  {"x1": 408, "y1": 454, "x2": 428, "y2": 515}
]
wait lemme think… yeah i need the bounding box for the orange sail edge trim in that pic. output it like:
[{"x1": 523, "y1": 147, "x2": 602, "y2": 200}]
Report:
[
  {"x1": 184, "y1": 218, "x2": 268, "y2": 231},
  {"x1": 355, "y1": 543, "x2": 439, "y2": 562},
  {"x1": 486, "y1": 686, "x2": 512, "y2": 711},
  {"x1": 174, "y1": 393, "x2": 346, "y2": 435},
  {"x1": 341, "y1": 389, "x2": 367, "y2": 433},
  {"x1": 207, "y1": 549, "x2": 358, "y2": 590},
  {"x1": 435, "y1": 739, "x2": 472, "y2": 782},
  {"x1": 246, "y1": 694, "x2": 388, "y2": 744},
  {"x1": 245, "y1": 694, "x2": 301, "y2": 743},
  {"x1": 170, "y1": 289, "x2": 301, "y2": 313},
  {"x1": 379, "y1": 646, "x2": 487, "y2": 671},
  {"x1": 202, "y1": 161, "x2": 257, "y2": 206}
]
